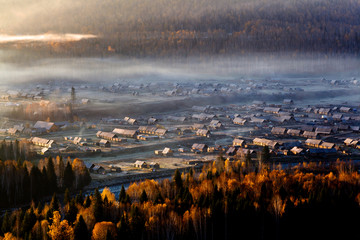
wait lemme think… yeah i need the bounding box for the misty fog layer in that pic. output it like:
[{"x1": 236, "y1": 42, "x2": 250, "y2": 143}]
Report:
[{"x1": 0, "y1": 53, "x2": 359, "y2": 86}]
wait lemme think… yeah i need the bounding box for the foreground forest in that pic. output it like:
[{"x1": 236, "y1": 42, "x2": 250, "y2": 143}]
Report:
[
  {"x1": 0, "y1": 155, "x2": 91, "y2": 208},
  {"x1": 1, "y1": 160, "x2": 359, "y2": 240}
]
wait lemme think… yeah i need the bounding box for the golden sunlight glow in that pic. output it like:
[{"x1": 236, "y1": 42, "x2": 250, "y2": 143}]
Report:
[{"x1": 0, "y1": 33, "x2": 97, "y2": 43}]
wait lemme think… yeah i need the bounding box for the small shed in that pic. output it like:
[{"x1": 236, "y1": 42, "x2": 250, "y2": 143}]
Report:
[
  {"x1": 233, "y1": 138, "x2": 245, "y2": 147},
  {"x1": 271, "y1": 127, "x2": 287, "y2": 135},
  {"x1": 162, "y1": 147, "x2": 173, "y2": 156},
  {"x1": 149, "y1": 162, "x2": 160, "y2": 169},
  {"x1": 99, "y1": 139, "x2": 111, "y2": 148},
  {"x1": 134, "y1": 161, "x2": 148, "y2": 169}
]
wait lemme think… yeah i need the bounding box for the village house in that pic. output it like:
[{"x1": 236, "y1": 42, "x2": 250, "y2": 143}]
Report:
[
  {"x1": 315, "y1": 126, "x2": 334, "y2": 135},
  {"x1": 91, "y1": 165, "x2": 106, "y2": 174},
  {"x1": 162, "y1": 147, "x2": 173, "y2": 156},
  {"x1": 338, "y1": 124, "x2": 350, "y2": 131},
  {"x1": 99, "y1": 139, "x2": 111, "y2": 148},
  {"x1": 124, "y1": 117, "x2": 138, "y2": 125},
  {"x1": 271, "y1": 127, "x2": 287, "y2": 135},
  {"x1": 148, "y1": 117, "x2": 158, "y2": 125},
  {"x1": 263, "y1": 107, "x2": 281, "y2": 114},
  {"x1": 233, "y1": 138, "x2": 245, "y2": 147},
  {"x1": 30, "y1": 137, "x2": 55, "y2": 148},
  {"x1": 226, "y1": 146, "x2": 238, "y2": 156},
  {"x1": 251, "y1": 117, "x2": 267, "y2": 124},
  {"x1": 33, "y1": 121, "x2": 58, "y2": 132},
  {"x1": 8, "y1": 127, "x2": 23, "y2": 135},
  {"x1": 318, "y1": 108, "x2": 331, "y2": 115},
  {"x1": 192, "y1": 124, "x2": 206, "y2": 130},
  {"x1": 149, "y1": 162, "x2": 160, "y2": 169},
  {"x1": 191, "y1": 143, "x2": 208, "y2": 153},
  {"x1": 196, "y1": 129, "x2": 211, "y2": 137},
  {"x1": 155, "y1": 129, "x2": 167, "y2": 136},
  {"x1": 137, "y1": 135, "x2": 159, "y2": 141},
  {"x1": 344, "y1": 138, "x2": 359, "y2": 146},
  {"x1": 108, "y1": 165, "x2": 121, "y2": 173},
  {"x1": 236, "y1": 148, "x2": 256, "y2": 157},
  {"x1": 139, "y1": 126, "x2": 157, "y2": 134},
  {"x1": 305, "y1": 139, "x2": 322, "y2": 148},
  {"x1": 112, "y1": 128, "x2": 138, "y2": 138},
  {"x1": 290, "y1": 146, "x2": 304, "y2": 155},
  {"x1": 332, "y1": 114, "x2": 343, "y2": 121},
  {"x1": 134, "y1": 161, "x2": 148, "y2": 169},
  {"x1": 319, "y1": 142, "x2": 335, "y2": 149},
  {"x1": 233, "y1": 117, "x2": 247, "y2": 125},
  {"x1": 253, "y1": 138, "x2": 280, "y2": 149},
  {"x1": 96, "y1": 131, "x2": 118, "y2": 140},
  {"x1": 302, "y1": 131, "x2": 319, "y2": 139},
  {"x1": 286, "y1": 129, "x2": 302, "y2": 137},
  {"x1": 301, "y1": 125, "x2": 315, "y2": 132},
  {"x1": 270, "y1": 116, "x2": 295, "y2": 123},
  {"x1": 209, "y1": 120, "x2": 223, "y2": 129},
  {"x1": 340, "y1": 106, "x2": 352, "y2": 113},
  {"x1": 283, "y1": 99, "x2": 294, "y2": 104}
]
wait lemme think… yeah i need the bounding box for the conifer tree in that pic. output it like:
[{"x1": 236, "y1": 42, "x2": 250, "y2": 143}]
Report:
[
  {"x1": 92, "y1": 188, "x2": 103, "y2": 222},
  {"x1": 50, "y1": 193, "x2": 60, "y2": 213},
  {"x1": 139, "y1": 190, "x2": 148, "y2": 203},
  {"x1": 64, "y1": 188, "x2": 70, "y2": 205},
  {"x1": 63, "y1": 162, "x2": 75, "y2": 190},
  {"x1": 118, "y1": 185, "x2": 126, "y2": 203},
  {"x1": 47, "y1": 157, "x2": 57, "y2": 191},
  {"x1": 74, "y1": 215, "x2": 89, "y2": 240}
]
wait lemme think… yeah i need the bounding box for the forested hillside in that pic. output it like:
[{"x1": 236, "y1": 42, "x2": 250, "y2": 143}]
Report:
[
  {"x1": 1, "y1": 160, "x2": 359, "y2": 240},
  {"x1": 1, "y1": 0, "x2": 360, "y2": 56}
]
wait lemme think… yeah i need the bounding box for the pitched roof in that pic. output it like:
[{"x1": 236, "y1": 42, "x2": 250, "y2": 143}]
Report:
[
  {"x1": 303, "y1": 131, "x2": 318, "y2": 138},
  {"x1": 233, "y1": 138, "x2": 245, "y2": 146},
  {"x1": 233, "y1": 117, "x2": 247, "y2": 124},
  {"x1": 253, "y1": 138, "x2": 279, "y2": 148},
  {"x1": 271, "y1": 127, "x2": 287, "y2": 135},
  {"x1": 286, "y1": 129, "x2": 301, "y2": 135},
  {"x1": 315, "y1": 126, "x2": 333, "y2": 134},
  {"x1": 305, "y1": 139, "x2": 322, "y2": 146},
  {"x1": 320, "y1": 142, "x2": 335, "y2": 149},
  {"x1": 263, "y1": 107, "x2": 281, "y2": 113},
  {"x1": 113, "y1": 128, "x2": 138, "y2": 137},
  {"x1": 192, "y1": 143, "x2": 207, "y2": 151},
  {"x1": 33, "y1": 121, "x2": 55, "y2": 131}
]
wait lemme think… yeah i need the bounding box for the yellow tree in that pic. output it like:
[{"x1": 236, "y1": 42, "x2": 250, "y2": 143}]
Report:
[{"x1": 48, "y1": 211, "x2": 74, "y2": 240}]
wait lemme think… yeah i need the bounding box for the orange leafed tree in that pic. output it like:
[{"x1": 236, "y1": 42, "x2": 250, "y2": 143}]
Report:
[
  {"x1": 48, "y1": 211, "x2": 74, "y2": 240},
  {"x1": 92, "y1": 221, "x2": 117, "y2": 240}
]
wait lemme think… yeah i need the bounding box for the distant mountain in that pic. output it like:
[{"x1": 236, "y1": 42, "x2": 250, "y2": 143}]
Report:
[{"x1": 1, "y1": 0, "x2": 360, "y2": 55}]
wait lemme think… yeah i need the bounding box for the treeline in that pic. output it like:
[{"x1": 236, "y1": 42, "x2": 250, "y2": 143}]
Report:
[
  {"x1": 1, "y1": 160, "x2": 359, "y2": 239},
  {"x1": 9, "y1": 102, "x2": 75, "y2": 122},
  {"x1": 0, "y1": 140, "x2": 31, "y2": 163},
  {"x1": 6, "y1": 0, "x2": 360, "y2": 56},
  {"x1": 0, "y1": 156, "x2": 91, "y2": 208}
]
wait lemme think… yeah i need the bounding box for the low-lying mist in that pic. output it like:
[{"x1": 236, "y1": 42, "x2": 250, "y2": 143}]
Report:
[{"x1": 0, "y1": 52, "x2": 359, "y2": 87}]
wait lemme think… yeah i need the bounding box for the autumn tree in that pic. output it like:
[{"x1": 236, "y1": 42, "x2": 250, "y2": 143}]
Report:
[
  {"x1": 92, "y1": 222, "x2": 117, "y2": 240},
  {"x1": 48, "y1": 211, "x2": 74, "y2": 240}
]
